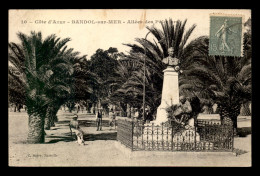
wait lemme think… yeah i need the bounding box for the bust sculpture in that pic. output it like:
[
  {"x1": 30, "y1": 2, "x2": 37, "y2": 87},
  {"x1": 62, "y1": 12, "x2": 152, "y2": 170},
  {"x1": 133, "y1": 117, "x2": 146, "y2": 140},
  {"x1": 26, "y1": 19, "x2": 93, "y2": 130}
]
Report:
[{"x1": 162, "y1": 47, "x2": 182, "y2": 73}]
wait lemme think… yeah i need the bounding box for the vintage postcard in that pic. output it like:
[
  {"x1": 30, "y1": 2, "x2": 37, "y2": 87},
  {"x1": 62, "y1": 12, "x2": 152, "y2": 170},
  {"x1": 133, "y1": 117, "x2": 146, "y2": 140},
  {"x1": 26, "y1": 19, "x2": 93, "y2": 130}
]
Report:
[{"x1": 8, "y1": 9, "x2": 251, "y2": 167}]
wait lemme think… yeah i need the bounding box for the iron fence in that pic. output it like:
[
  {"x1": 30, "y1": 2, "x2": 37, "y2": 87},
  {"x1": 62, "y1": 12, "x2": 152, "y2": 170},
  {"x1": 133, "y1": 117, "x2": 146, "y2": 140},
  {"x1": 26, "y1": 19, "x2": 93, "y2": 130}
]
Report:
[
  {"x1": 117, "y1": 119, "x2": 133, "y2": 149},
  {"x1": 117, "y1": 118, "x2": 234, "y2": 152}
]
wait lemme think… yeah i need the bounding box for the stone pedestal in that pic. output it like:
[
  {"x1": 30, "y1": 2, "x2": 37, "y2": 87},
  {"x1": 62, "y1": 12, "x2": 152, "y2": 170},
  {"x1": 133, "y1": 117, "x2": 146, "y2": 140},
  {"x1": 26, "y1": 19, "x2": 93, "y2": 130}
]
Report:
[{"x1": 154, "y1": 67, "x2": 179, "y2": 125}]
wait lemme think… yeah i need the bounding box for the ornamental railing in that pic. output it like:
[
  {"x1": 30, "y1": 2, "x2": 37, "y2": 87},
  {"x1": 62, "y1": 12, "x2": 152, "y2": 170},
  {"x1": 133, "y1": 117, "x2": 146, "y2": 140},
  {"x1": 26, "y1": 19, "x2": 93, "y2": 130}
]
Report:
[
  {"x1": 117, "y1": 118, "x2": 234, "y2": 152},
  {"x1": 117, "y1": 118, "x2": 133, "y2": 149}
]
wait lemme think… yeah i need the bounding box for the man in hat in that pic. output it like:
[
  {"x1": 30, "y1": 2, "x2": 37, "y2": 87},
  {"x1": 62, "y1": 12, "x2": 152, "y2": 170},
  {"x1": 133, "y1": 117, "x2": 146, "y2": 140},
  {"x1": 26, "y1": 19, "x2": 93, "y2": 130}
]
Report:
[
  {"x1": 96, "y1": 108, "x2": 103, "y2": 131},
  {"x1": 69, "y1": 114, "x2": 85, "y2": 145}
]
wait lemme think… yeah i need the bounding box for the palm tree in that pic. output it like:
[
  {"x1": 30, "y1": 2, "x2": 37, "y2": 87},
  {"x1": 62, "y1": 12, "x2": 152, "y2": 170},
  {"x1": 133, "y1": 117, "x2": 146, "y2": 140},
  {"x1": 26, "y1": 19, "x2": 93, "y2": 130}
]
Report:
[
  {"x1": 180, "y1": 35, "x2": 251, "y2": 132},
  {"x1": 239, "y1": 18, "x2": 252, "y2": 117},
  {"x1": 116, "y1": 18, "x2": 196, "y2": 117},
  {"x1": 67, "y1": 55, "x2": 100, "y2": 113},
  {"x1": 8, "y1": 65, "x2": 26, "y2": 111},
  {"x1": 14, "y1": 31, "x2": 76, "y2": 143},
  {"x1": 43, "y1": 47, "x2": 79, "y2": 129},
  {"x1": 89, "y1": 48, "x2": 119, "y2": 112},
  {"x1": 8, "y1": 42, "x2": 26, "y2": 111},
  {"x1": 108, "y1": 56, "x2": 144, "y2": 116}
]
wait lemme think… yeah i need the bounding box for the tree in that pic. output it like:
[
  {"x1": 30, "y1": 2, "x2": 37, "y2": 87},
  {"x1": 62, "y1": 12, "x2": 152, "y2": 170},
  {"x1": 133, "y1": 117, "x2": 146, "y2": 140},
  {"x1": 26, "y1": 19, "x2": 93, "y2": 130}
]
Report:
[
  {"x1": 180, "y1": 34, "x2": 251, "y2": 132},
  {"x1": 239, "y1": 18, "x2": 252, "y2": 116},
  {"x1": 64, "y1": 55, "x2": 100, "y2": 114},
  {"x1": 109, "y1": 56, "x2": 143, "y2": 116},
  {"x1": 89, "y1": 48, "x2": 119, "y2": 111},
  {"x1": 115, "y1": 18, "x2": 196, "y2": 117},
  {"x1": 8, "y1": 43, "x2": 26, "y2": 111},
  {"x1": 8, "y1": 66, "x2": 26, "y2": 111},
  {"x1": 15, "y1": 31, "x2": 77, "y2": 143},
  {"x1": 43, "y1": 47, "x2": 79, "y2": 129}
]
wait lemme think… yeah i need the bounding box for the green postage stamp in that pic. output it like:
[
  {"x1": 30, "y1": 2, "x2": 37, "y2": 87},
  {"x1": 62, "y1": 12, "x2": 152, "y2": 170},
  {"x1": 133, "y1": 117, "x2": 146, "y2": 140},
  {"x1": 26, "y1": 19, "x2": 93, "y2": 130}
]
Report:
[{"x1": 209, "y1": 14, "x2": 244, "y2": 57}]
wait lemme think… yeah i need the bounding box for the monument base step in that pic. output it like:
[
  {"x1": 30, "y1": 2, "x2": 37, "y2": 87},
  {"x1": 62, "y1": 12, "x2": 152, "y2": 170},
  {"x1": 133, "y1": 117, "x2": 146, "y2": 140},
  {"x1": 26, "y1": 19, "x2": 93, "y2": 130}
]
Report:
[{"x1": 114, "y1": 141, "x2": 234, "y2": 159}]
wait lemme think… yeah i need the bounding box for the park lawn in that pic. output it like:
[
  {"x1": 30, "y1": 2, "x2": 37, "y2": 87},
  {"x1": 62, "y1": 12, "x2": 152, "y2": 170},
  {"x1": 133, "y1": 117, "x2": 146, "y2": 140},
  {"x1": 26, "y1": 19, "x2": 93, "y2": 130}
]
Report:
[{"x1": 8, "y1": 111, "x2": 251, "y2": 167}]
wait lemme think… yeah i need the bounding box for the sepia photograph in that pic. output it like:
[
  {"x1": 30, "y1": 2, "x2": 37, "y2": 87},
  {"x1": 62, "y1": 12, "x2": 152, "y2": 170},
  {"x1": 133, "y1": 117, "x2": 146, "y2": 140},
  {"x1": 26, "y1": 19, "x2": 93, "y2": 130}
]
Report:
[{"x1": 8, "y1": 9, "x2": 252, "y2": 167}]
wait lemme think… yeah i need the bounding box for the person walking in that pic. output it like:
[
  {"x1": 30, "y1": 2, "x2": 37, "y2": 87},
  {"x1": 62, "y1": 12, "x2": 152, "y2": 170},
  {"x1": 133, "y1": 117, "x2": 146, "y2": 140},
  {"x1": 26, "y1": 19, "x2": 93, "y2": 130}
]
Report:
[
  {"x1": 96, "y1": 109, "x2": 103, "y2": 131},
  {"x1": 133, "y1": 108, "x2": 139, "y2": 121},
  {"x1": 109, "y1": 109, "x2": 116, "y2": 130},
  {"x1": 76, "y1": 103, "x2": 80, "y2": 113}
]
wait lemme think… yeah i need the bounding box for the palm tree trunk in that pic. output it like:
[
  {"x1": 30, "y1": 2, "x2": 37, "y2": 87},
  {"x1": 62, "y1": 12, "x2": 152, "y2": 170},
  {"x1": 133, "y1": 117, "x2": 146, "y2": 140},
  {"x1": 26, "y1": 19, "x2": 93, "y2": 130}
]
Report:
[
  {"x1": 119, "y1": 102, "x2": 127, "y2": 117},
  {"x1": 44, "y1": 117, "x2": 51, "y2": 130},
  {"x1": 240, "y1": 102, "x2": 251, "y2": 116},
  {"x1": 51, "y1": 114, "x2": 58, "y2": 127},
  {"x1": 45, "y1": 105, "x2": 60, "y2": 129},
  {"x1": 53, "y1": 105, "x2": 60, "y2": 123},
  {"x1": 219, "y1": 103, "x2": 241, "y2": 134},
  {"x1": 93, "y1": 103, "x2": 96, "y2": 114},
  {"x1": 86, "y1": 102, "x2": 91, "y2": 113},
  {"x1": 44, "y1": 106, "x2": 51, "y2": 130},
  {"x1": 87, "y1": 104, "x2": 91, "y2": 113},
  {"x1": 219, "y1": 107, "x2": 233, "y2": 125},
  {"x1": 27, "y1": 114, "x2": 45, "y2": 143},
  {"x1": 50, "y1": 118, "x2": 56, "y2": 127}
]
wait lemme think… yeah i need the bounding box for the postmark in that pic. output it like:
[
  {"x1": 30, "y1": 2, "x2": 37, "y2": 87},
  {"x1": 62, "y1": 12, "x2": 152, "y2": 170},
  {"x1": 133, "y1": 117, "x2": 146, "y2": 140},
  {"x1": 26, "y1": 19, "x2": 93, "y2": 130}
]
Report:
[{"x1": 209, "y1": 14, "x2": 244, "y2": 57}]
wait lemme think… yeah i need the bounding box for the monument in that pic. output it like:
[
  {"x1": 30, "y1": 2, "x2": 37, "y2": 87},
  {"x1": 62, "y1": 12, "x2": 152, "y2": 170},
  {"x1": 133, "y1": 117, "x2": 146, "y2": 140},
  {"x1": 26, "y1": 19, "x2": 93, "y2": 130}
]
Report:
[{"x1": 154, "y1": 47, "x2": 182, "y2": 125}]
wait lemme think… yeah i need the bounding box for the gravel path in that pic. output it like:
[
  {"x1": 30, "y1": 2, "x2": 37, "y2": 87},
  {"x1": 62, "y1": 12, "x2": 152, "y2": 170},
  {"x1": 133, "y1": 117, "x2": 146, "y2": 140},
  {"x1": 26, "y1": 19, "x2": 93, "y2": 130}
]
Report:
[{"x1": 8, "y1": 111, "x2": 251, "y2": 167}]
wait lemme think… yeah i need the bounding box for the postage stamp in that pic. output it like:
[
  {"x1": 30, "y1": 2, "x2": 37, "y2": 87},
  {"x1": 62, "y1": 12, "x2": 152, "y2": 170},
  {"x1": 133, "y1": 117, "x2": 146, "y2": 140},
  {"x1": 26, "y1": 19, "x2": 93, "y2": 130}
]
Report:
[{"x1": 209, "y1": 14, "x2": 244, "y2": 57}]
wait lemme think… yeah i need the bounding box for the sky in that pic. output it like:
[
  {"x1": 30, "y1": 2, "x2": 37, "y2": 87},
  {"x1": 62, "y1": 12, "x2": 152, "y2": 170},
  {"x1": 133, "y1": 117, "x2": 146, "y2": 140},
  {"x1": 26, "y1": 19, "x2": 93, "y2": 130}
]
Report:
[{"x1": 9, "y1": 9, "x2": 251, "y2": 58}]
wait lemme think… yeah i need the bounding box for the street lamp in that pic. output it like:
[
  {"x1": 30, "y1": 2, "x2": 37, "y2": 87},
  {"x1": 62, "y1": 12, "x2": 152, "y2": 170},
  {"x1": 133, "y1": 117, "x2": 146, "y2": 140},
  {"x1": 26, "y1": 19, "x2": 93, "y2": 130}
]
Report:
[{"x1": 143, "y1": 31, "x2": 151, "y2": 122}]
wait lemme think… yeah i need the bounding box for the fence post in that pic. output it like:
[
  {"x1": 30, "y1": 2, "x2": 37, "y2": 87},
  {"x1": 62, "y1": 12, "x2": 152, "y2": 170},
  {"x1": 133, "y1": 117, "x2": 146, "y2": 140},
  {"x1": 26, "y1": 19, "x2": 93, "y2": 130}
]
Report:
[
  {"x1": 131, "y1": 121, "x2": 134, "y2": 151},
  {"x1": 194, "y1": 124, "x2": 197, "y2": 151},
  {"x1": 171, "y1": 121, "x2": 174, "y2": 151},
  {"x1": 232, "y1": 126, "x2": 234, "y2": 152}
]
